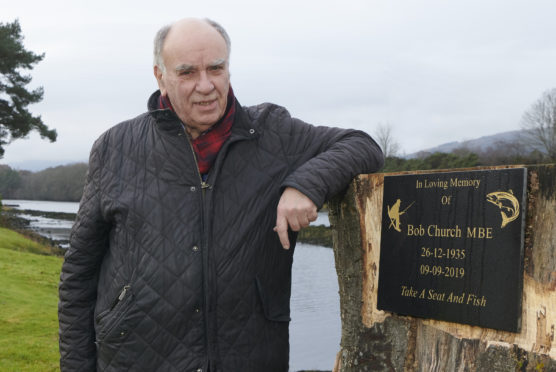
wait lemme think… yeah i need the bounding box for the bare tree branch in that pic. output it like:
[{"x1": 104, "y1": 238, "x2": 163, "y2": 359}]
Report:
[
  {"x1": 521, "y1": 88, "x2": 556, "y2": 161},
  {"x1": 374, "y1": 122, "x2": 401, "y2": 158}
]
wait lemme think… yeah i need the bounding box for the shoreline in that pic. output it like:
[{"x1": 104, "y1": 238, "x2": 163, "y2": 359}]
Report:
[
  {"x1": 0, "y1": 208, "x2": 66, "y2": 255},
  {"x1": 2, "y1": 206, "x2": 333, "y2": 249}
]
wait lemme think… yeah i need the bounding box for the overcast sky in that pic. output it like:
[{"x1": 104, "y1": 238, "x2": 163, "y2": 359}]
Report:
[{"x1": 2, "y1": 0, "x2": 556, "y2": 171}]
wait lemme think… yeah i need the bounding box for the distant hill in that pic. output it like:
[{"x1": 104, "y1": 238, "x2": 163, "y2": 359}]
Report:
[{"x1": 407, "y1": 129, "x2": 532, "y2": 158}]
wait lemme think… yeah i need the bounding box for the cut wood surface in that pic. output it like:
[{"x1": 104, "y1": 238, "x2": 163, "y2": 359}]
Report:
[{"x1": 329, "y1": 165, "x2": 556, "y2": 372}]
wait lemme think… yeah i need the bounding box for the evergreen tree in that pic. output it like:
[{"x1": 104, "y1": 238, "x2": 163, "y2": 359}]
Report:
[
  {"x1": 0, "y1": 164, "x2": 21, "y2": 197},
  {"x1": 0, "y1": 19, "x2": 56, "y2": 158}
]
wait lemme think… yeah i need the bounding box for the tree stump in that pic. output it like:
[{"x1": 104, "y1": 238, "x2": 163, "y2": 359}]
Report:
[{"x1": 329, "y1": 165, "x2": 556, "y2": 371}]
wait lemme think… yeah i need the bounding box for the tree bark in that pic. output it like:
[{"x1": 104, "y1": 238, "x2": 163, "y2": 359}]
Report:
[{"x1": 329, "y1": 165, "x2": 556, "y2": 372}]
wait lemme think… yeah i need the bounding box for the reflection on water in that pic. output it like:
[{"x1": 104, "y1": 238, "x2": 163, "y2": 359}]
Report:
[
  {"x1": 3, "y1": 200, "x2": 339, "y2": 371},
  {"x1": 290, "y1": 243, "x2": 339, "y2": 371}
]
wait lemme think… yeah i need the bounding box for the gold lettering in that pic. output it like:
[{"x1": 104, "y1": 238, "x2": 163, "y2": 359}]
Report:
[
  {"x1": 450, "y1": 178, "x2": 481, "y2": 189},
  {"x1": 407, "y1": 224, "x2": 425, "y2": 236},
  {"x1": 401, "y1": 285, "x2": 418, "y2": 297},
  {"x1": 466, "y1": 227, "x2": 493, "y2": 239},
  {"x1": 424, "y1": 179, "x2": 449, "y2": 190},
  {"x1": 447, "y1": 292, "x2": 465, "y2": 304},
  {"x1": 427, "y1": 289, "x2": 446, "y2": 302},
  {"x1": 427, "y1": 224, "x2": 462, "y2": 238},
  {"x1": 466, "y1": 293, "x2": 487, "y2": 307}
]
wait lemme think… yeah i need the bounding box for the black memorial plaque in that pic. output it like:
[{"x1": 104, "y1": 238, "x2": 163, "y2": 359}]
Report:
[{"x1": 377, "y1": 168, "x2": 527, "y2": 332}]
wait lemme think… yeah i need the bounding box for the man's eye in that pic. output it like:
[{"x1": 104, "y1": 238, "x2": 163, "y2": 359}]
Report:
[{"x1": 209, "y1": 65, "x2": 223, "y2": 71}]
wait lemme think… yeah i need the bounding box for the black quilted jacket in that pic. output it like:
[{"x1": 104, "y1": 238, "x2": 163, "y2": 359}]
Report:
[{"x1": 58, "y1": 91, "x2": 384, "y2": 372}]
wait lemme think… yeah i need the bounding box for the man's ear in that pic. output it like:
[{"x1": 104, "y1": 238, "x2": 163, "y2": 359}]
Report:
[{"x1": 154, "y1": 65, "x2": 166, "y2": 95}]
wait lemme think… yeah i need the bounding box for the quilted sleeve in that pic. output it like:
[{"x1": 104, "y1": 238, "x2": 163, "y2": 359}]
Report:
[
  {"x1": 58, "y1": 137, "x2": 110, "y2": 372},
  {"x1": 279, "y1": 116, "x2": 384, "y2": 208}
]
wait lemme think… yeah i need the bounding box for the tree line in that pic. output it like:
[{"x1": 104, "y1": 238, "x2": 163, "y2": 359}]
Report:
[
  {"x1": 0, "y1": 163, "x2": 87, "y2": 202},
  {"x1": 381, "y1": 139, "x2": 546, "y2": 173},
  {"x1": 0, "y1": 135, "x2": 549, "y2": 203}
]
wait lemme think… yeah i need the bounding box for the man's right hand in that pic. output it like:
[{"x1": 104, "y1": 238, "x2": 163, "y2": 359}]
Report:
[{"x1": 274, "y1": 187, "x2": 318, "y2": 249}]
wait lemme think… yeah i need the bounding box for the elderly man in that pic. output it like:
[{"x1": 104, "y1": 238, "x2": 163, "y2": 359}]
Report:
[{"x1": 59, "y1": 18, "x2": 383, "y2": 372}]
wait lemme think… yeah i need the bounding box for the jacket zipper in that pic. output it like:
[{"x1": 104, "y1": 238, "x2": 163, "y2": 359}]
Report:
[
  {"x1": 108, "y1": 285, "x2": 131, "y2": 312},
  {"x1": 95, "y1": 284, "x2": 131, "y2": 324},
  {"x1": 118, "y1": 285, "x2": 130, "y2": 302},
  {"x1": 183, "y1": 128, "x2": 211, "y2": 191},
  {"x1": 180, "y1": 120, "x2": 256, "y2": 369},
  {"x1": 182, "y1": 127, "x2": 212, "y2": 368}
]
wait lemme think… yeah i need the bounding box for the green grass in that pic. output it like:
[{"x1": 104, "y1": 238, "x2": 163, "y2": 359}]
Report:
[
  {"x1": 0, "y1": 227, "x2": 62, "y2": 372},
  {"x1": 0, "y1": 226, "x2": 60, "y2": 256}
]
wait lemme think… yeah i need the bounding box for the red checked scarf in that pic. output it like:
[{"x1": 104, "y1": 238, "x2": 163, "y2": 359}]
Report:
[{"x1": 158, "y1": 86, "x2": 235, "y2": 175}]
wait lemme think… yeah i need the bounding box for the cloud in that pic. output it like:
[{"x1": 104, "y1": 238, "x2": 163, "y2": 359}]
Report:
[{"x1": 2, "y1": 0, "x2": 556, "y2": 169}]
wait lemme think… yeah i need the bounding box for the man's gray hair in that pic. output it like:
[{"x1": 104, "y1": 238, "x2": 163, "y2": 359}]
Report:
[{"x1": 153, "y1": 18, "x2": 231, "y2": 73}]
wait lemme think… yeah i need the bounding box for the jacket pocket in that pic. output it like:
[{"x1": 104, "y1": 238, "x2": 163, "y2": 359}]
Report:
[
  {"x1": 255, "y1": 276, "x2": 291, "y2": 322},
  {"x1": 95, "y1": 285, "x2": 138, "y2": 343}
]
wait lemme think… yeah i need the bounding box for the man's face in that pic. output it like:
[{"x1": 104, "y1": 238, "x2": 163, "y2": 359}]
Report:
[{"x1": 154, "y1": 21, "x2": 230, "y2": 139}]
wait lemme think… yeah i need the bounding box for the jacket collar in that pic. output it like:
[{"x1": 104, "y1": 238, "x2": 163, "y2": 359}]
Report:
[{"x1": 147, "y1": 90, "x2": 260, "y2": 141}]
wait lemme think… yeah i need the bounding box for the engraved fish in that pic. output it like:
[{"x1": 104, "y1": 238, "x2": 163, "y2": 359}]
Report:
[{"x1": 486, "y1": 190, "x2": 520, "y2": 228}]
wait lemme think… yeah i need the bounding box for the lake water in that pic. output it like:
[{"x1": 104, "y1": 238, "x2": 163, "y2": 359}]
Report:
[
  {"x1": 3, "y1": 199, "x2": 80, "y2": 245},
  {"x1": 290, "y1": 243, "x2": 340, "y2": 371},
  {"x1": 3, "y1": 200, "x2": 338, "y2": 371},
  {"x1": 3, "y1": 199, "x2": 80, "y2": 213}
]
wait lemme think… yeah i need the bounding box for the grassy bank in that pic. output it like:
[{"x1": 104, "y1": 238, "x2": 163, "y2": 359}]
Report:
[
  {"x1": 0, "y1": 208, "x2": 67, "y2": 254},
  {"x1": 0, "y1": 227, "x2": 62, "y2": 372},
  {"x1": 0, "y1": 223, "x2": 333, "y2": 371}
]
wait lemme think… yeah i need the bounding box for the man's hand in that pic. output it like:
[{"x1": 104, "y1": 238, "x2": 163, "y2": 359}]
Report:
[{"x1": 274, "y1": 187, "x2": 318, "y2": 249}]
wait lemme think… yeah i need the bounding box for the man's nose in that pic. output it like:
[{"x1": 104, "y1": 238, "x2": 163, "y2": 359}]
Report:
[{"x1": 196, "y1": 71, "x2": 214, "y2": 93}]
